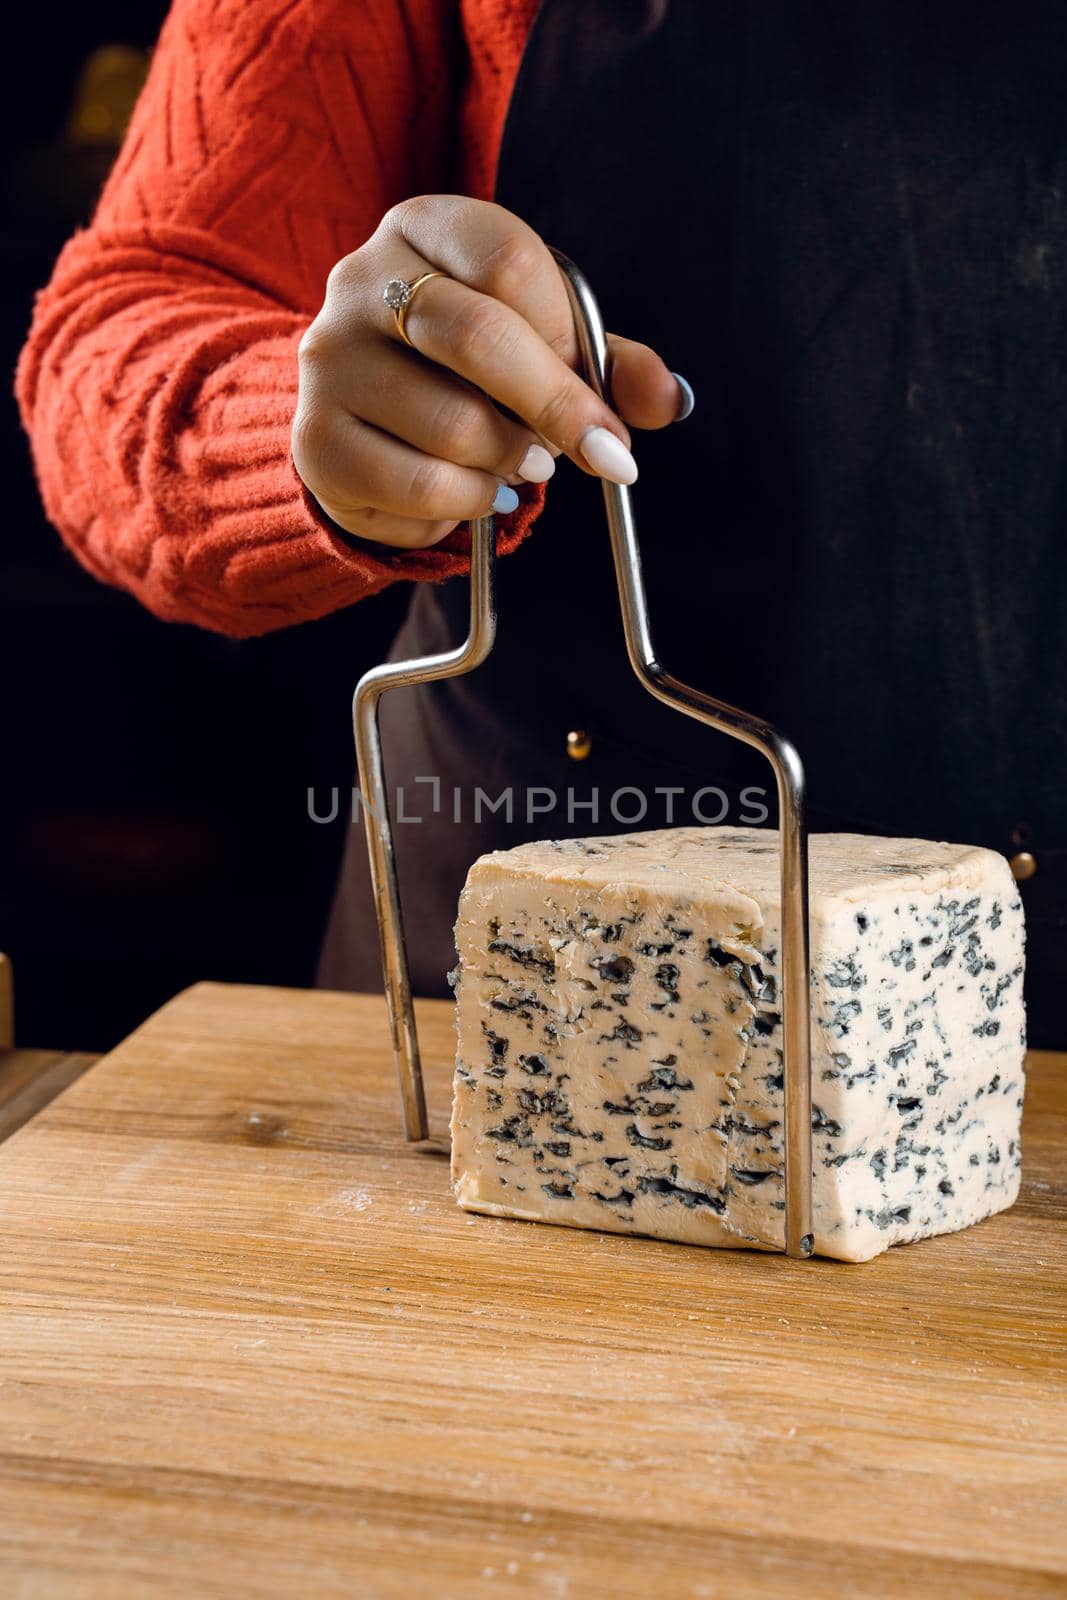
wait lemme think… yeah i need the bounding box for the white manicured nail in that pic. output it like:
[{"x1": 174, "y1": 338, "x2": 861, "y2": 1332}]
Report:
[
  {"x1": 578, "y1": 426, "x2": 638, "y2": 485},
  {"x1": 516, "y1": 443, "x2": 556, "y2": 483}
]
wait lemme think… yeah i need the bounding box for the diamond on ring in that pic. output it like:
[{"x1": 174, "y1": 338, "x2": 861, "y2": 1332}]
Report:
[
  {"x1": 383, "y1": 278, "x2": 412, "y2": 311},
  {"x1": 384, "y1": 270, "x2": 448, "y2": 349}
]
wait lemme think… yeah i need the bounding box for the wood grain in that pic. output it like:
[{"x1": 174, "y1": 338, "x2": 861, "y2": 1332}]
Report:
[
  {"x1": 0, "y1": 1048, "x2": 99, "y2": 1142},
  {"x1": 0, "y1": 953, "x2": 12, "y2": 1049},
  {"x1": 0, "y1": 982, "x2": 1063, "y2": 1599}
]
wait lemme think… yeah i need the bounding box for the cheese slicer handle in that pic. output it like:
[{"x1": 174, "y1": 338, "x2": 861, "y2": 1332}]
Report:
[
  {"x1": 353, "y1": 512, "x2": 497, "y2": 1144},
  {"x1": 354, "y1": 250, "x2": 815, "y2": 1259}
]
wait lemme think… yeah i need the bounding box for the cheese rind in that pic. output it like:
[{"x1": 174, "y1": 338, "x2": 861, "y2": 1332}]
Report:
[{"x1": 450, "y1": 828, "x2": 1026, "y2": 1262}]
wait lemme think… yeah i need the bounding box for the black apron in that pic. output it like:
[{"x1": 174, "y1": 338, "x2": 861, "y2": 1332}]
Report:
[{"x1": 318, "y1": 0, "x2": 1067, "y2": 1045}]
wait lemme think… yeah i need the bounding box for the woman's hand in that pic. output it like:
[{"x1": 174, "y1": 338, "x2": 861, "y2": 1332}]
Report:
[{"x1": 292, "y1": 195, "x2": 691, "y2": 549}]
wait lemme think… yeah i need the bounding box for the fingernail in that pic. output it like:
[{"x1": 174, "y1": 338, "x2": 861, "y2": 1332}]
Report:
[
  {"x1": 516, "y1": 442, "x2": 556, "y2": 483},
  {"x1": 492, "y1": 482, "x2": 520, "y2": 514},
  {"x1": 578, "y1": 426, "x2": 638, "y2": 486},
  {"x1": 671, "y1": 372, "x2": 695, "y2": 421}
]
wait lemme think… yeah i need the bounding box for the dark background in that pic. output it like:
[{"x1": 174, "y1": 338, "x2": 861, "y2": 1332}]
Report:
[
  {"x1": 3, "y1": 8, "x2": 1057, "y2": 1054},
  {"x1": 2, "y1": 4, "x2": 406, "y2": 1050}
]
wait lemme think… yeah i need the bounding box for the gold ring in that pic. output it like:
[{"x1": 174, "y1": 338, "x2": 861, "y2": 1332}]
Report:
[{"x1": 382, "y1": 271, "x2": 450, "y2": 349}]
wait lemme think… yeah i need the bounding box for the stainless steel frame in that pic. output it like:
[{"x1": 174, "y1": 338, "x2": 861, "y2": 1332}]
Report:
[{"x1": 354, "y1": 249, "x2": 815, "y2": 1258}]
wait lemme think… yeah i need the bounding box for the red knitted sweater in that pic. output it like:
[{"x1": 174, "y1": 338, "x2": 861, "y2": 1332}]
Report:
[{"x1": 16, "y1": 0, "x2": 544, "y2": 637}]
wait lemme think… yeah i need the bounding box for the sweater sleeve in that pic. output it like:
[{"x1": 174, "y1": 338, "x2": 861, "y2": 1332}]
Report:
[{"x1": 15, "y1": 0, "x2": 546, "y2": 639}]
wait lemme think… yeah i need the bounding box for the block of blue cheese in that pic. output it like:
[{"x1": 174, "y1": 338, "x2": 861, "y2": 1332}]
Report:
[{"x1": 450, "y1": 827, "x2": 1026, "y2": 1262}]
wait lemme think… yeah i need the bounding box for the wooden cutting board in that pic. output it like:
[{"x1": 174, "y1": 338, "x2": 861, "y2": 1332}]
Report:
[{"x1": 0, "y1": 981, "x2": 1063, "y2": 1598}]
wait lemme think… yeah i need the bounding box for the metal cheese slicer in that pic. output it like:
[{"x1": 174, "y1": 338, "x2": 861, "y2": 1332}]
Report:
[{"x1": 354, "y1": 249, "x2": 815, "y2": 1259}]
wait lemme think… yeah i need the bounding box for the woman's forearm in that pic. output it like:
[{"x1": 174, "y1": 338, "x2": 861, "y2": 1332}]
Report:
[{"x1": 15, "y1": 0, "x2": 543, "y2": 638}]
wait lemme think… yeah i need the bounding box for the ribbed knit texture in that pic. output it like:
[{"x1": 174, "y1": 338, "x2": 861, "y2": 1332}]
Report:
[{"x1": 16, "y1": 0, "x2": 544, "y2": 637}]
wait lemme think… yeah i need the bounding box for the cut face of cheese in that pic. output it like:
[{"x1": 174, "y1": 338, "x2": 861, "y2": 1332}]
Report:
[{"x1": 450, "y1": 828, "x2": 1026, "y2": 1262}]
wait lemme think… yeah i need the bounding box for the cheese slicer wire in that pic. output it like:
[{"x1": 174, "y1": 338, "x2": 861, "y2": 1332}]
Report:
[{"x1": 353, "y1": 248, "x2": 816, "y2": 1259}]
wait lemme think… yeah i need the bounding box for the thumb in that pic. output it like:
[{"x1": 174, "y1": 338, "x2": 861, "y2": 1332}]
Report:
[{"x1": 605, "y1": 333, "x2": 692, "y2": 431}]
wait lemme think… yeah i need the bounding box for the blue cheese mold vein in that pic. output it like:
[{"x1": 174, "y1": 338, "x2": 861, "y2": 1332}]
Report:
[{"x1": 449, "y1": 827, "x2": 1026, "y2": 1263}]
